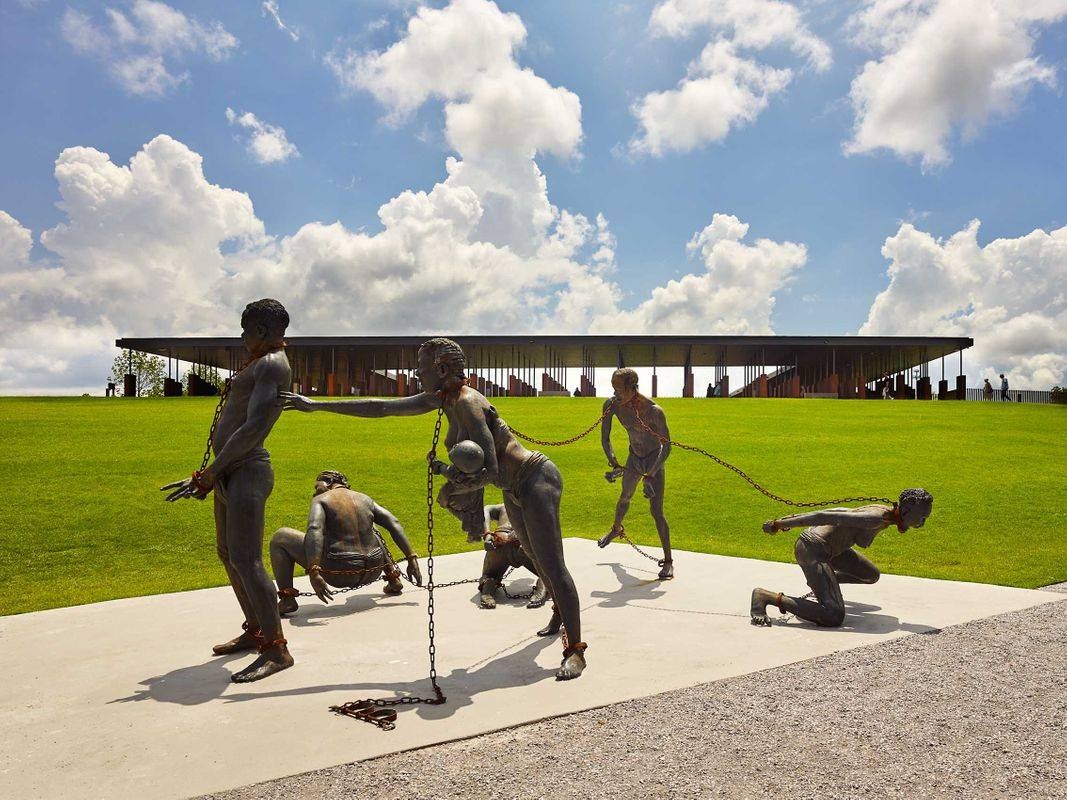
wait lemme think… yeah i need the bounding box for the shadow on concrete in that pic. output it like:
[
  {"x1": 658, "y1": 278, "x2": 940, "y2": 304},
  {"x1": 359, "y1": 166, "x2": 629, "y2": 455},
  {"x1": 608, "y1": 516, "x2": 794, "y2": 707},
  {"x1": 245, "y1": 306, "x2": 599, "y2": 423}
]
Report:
[
  {"x1": 775, "y1": 599, "x2": 939, "y2": 635},
  {"x1": 220, "y1": 635, "x2": 559, "y2": 722},
  {"x1": 590, "y1": 562, "x2": 668, "y2": 608},
  {"x1": 109, "y1": 630, "x2": 559, "y2": 712},
  {"x1": 287, "y1": 593, "x2": 418, "y2": 628},
  {"x1": 110, "y1": 653, "x2": 247, "y2": 706}
]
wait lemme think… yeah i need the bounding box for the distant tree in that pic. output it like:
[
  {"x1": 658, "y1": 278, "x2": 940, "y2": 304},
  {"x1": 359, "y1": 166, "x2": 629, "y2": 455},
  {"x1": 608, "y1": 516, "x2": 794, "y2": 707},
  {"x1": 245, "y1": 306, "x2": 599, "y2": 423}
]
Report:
[
  {"x1": 110, "y1": 350, "x2": 166, "y2": 397},
  {"x1": 182, "y1": 364, "x2": 223, "y2": 395}
]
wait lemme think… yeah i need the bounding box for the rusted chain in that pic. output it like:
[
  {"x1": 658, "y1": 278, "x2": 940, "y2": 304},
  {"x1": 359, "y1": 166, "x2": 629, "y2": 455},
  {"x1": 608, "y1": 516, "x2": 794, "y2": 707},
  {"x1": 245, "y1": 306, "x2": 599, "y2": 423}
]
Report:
[
  {"x1": 330, "y1": 407, "x2": 448, "y2": 729},
  {"x1": 613, "y1": 528, "x2": 667, "y2": 567},
  {"x1": 197, "y1": 355, "x2": 257, "y2": 473},
  {"x1": 629, "y1": 400, "x2": 894, "y2": 508},
  {"x1": 508, "y1": 406, "x2": 613, "y2": 447}
]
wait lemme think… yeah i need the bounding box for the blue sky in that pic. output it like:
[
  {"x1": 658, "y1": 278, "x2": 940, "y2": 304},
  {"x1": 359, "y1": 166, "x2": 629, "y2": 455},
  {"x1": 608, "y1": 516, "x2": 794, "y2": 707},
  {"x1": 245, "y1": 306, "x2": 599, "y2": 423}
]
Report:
[{"x1": 1, "y1": 0, "x2": 1066, "y2": 392}]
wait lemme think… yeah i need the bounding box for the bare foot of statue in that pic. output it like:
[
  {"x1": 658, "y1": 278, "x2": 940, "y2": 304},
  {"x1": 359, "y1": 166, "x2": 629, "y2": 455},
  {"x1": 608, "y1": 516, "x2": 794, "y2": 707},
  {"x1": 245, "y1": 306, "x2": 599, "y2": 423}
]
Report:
[
  {"x1": 383, "y1": 575, "x2": 404, "y2": 595},
  {"x1": 231, "y1": 642, "x2": 295, "y2": 683},
  {"x1": 526, "y1": 579, "x2": 547, "y2": 609},
  {"x1": 212, "y1": 623, "x2": 262, "y2": 656},
  {"x1": 556, "y1": 643, "x2": 587, "y2": 681},
  {"x1": 479, "y1": 577, "x2": 499, "y2": 609},
  {"x1": 750, "y1": 588, "x2": 775, "y2": 627},
  {"x1": 597, "y1": 525, "x2": 622, "y2": 549},
  {"x1": 537, "y1": 607, "x2": 562, "y2": 637},
  {"x1": 657, "y1": 559, "x2": 674, "y2": 580}
]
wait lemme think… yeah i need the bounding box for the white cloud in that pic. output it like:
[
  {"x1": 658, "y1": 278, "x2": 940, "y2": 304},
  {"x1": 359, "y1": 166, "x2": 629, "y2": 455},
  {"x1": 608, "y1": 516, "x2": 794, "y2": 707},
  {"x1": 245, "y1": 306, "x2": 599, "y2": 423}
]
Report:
[
  {"x1": 327, "y1": 0, "x2": 526, "y2": 119},
  {"x1": 630, "y1": 41, "x2": 792, "y2": 157},
  {"x1": 262, "y1": 1, "x2": 299, "y2": 42},
  {"x1": 0, "y1": 130, "x2": 624, "y2": 393},
  {"x1": 326, "y1": 0, "x2": 582, "y2": 256},
  {"x1": 226, "y1": 108, "x2": 300, "y2": 164},
  {"x1": 629, "y1": 0, "x2": 829, "y2": 155},
  {"x1": 60, "y1": 0, "x2": 238, "y2": 97},
  {"x1": 590, "y1": 213, "x2": 806, "y2": 334},
  {"x1": 860, "y1": 220, "x2": 1067, "y2": 388},
  {"x1": 649, "y1": 0, "x2": 832, "y2": 70},
  {"x1": 845, "y1": 0, "x2": 1067, "y2": 168}
]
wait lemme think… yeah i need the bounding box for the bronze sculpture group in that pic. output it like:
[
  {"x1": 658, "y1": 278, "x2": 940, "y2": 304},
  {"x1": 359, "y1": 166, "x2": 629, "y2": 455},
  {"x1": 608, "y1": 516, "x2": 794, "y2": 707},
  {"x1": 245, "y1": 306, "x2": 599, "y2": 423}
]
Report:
[{"x1": 163, "y1": 298, "x2": 934, "y2": 690}]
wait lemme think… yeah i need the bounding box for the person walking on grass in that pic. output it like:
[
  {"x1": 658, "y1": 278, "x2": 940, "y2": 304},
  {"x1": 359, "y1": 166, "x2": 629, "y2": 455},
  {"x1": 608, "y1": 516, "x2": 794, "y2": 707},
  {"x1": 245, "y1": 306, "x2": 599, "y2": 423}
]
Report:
[{"x1": 1000, "y1": 374, "x2": 1012, "y2": 402}]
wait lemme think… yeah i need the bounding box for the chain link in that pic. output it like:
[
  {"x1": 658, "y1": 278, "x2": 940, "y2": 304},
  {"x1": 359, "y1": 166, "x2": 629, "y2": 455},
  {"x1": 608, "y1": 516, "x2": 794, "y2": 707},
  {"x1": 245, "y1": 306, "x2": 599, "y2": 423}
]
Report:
[
  {"x1": 498, "y1": 566, "x2": 538, "y2": 600},
  {"x1": 197, "y1": 356, "x2": 254, "y2": 473},
  {"x1": 508, "y1": 406, "x2": 612, "y2": 447},
  {"x1": 613, "y1": 528, "x2": 667, "y2": 567},
  {"x1": 628, "y1": 400, "x2": 894, "y2": 509},
  {"x1": 330, "y1": 406, "x2": 448, "y2": 729}
]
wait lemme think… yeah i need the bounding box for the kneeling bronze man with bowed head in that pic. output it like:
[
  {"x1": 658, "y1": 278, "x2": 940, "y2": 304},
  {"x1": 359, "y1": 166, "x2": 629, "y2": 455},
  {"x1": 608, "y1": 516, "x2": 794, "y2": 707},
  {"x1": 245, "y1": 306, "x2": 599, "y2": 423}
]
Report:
[
  {"x1": 750, "y1": 489, "x2": 933, "y2": 628},
  {"x1": 270, "y1": 470, "x2": 422, "y2": 616},
  {"x1": 282, "y1": 337, "x2": 588, "y2": 680}
]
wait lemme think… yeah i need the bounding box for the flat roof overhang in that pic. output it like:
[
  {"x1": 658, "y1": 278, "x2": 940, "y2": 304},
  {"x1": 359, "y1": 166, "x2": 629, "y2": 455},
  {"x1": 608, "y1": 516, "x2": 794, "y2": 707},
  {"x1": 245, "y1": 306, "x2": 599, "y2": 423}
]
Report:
[{"x1": 115, "y1": 334, "x2": 974, "y2": 371}]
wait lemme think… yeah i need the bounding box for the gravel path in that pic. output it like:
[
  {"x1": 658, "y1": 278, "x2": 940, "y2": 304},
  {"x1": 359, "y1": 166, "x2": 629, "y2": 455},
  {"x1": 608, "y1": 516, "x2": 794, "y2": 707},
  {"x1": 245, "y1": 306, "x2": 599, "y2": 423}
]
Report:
[{"x1": 205, "y1": 600, "x2": 1066, "y2": 800}]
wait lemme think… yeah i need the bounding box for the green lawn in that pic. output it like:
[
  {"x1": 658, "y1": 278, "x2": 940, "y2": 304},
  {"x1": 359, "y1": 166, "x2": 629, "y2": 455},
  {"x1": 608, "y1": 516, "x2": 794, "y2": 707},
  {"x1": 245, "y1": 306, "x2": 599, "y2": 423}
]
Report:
[{"x1": 0, "y1": 396, "x2": 1063, "y2": 616}]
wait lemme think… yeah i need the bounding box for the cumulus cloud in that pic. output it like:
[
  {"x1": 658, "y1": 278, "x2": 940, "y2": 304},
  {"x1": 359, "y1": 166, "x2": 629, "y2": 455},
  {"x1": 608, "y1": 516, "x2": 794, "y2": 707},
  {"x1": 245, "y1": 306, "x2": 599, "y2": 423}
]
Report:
[
  {"x1": 226, "y1": 108, "x2": 300, "y2": 164},
  {"x1": 262, "y1": 1, "x2": 299, "y2": 42},
  {"x1": 629, "y1": 0, "x2": 830, "y2": 156},
  {"x1": 326, "y1": 0, "x2": 582, "y2": 255},
  {"x1": 590, "y1": 213, "x2": 806, "y2": 333},
  {"x1": 649, "y1": 0, "x2": 832, "y2": 69},
  {"x1": 60, "y1": 0, "x2": 237, "y2": 97},
  {"x1": 860, "y1": 220, "x2": 1067, "y2": 388},
  {"x1": 845, "y1": 0, "x2": 1067, "y2": 168},
  {"x1": 630, "y1": 41, "x2": 792, "y2": 157},
  {"x1": 0, "y1": 127, "x2": 623, "y2": 393}
]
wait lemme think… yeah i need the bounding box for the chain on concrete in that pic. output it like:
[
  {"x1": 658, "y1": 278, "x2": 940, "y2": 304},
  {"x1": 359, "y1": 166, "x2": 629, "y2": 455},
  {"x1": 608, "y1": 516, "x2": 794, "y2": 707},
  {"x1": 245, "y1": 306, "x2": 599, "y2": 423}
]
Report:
[
  {"x1": 329, "y1": 407, "x2": 448, "y2": 729},
  {"x1": 614, "y1": 528, "x2": 667, "y2": 567}
]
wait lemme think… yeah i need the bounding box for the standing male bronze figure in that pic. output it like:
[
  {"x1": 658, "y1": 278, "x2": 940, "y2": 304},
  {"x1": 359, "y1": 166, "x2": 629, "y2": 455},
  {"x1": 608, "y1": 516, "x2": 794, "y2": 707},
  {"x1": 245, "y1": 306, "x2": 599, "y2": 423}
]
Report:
[
  {"x1": 596, "y1": 367, "x2": 674, "y2": 579},
  {"x1": 270, "y1": 469, "x2": 422, "y2": 615},
  {"x1": 162, "y1": 299, "x2": 294, "y2": 683},
  {"x1": 750, "y1": 489, "x2": 933, "y2": 628},
  {"x1": 282, "y1": 338, "x2": 588, "y2": 680}
]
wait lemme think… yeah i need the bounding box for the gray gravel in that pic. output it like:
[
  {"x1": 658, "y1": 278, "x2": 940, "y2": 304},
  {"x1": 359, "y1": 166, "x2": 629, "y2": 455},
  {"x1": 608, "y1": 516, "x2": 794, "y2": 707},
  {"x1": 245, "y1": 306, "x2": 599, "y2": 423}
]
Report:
[{"x1": 204, "y1": 600, "x2": 1067, "y2": 800}]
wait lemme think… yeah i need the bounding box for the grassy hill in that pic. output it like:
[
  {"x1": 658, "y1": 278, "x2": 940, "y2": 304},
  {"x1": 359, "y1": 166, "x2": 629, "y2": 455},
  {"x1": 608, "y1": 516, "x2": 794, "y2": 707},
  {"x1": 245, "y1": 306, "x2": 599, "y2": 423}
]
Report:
[{"x1": 0, "y1": 395, "x2": 1063, "y2": 615}]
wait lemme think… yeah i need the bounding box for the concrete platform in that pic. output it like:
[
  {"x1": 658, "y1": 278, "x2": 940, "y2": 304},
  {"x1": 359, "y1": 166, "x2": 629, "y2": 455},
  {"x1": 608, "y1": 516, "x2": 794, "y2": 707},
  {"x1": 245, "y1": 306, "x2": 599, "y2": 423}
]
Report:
[{"x1": 0, "y1": 539, "x2": 1058, "y2": 800}]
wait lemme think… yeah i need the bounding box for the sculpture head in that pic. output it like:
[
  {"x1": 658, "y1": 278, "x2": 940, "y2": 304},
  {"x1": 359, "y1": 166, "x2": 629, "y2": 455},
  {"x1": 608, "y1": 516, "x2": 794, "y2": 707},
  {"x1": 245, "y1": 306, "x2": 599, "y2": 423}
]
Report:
[
  {"x1": 448, "y1": 440, "x2": 485, "y2": 473},
  {"x1": 897, "y1": 487, "x2": 933, "y2": 529},
  {"x1": 241, "y1": 299, "x2": 289, "y2": 357},
  {"x1": 314, "y1": 469, "x2": 350, "y2": 495},
  {"x1": 417, "y1": 337, "x2": 467, "y2": 396},
  {"x1": 611, "y1": 367, "x2": 640, "y2": 405}
]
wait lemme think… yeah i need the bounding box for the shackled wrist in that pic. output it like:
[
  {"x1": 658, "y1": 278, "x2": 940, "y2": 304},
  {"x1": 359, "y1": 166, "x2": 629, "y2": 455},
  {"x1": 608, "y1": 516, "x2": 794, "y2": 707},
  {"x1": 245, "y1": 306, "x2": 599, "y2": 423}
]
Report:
[
  {"x1": 308, "y1": 564, "x2": 322, "y2": 575},
  {"x1": 406, "y1": 552, "x2": 419, "y2": 561}
]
